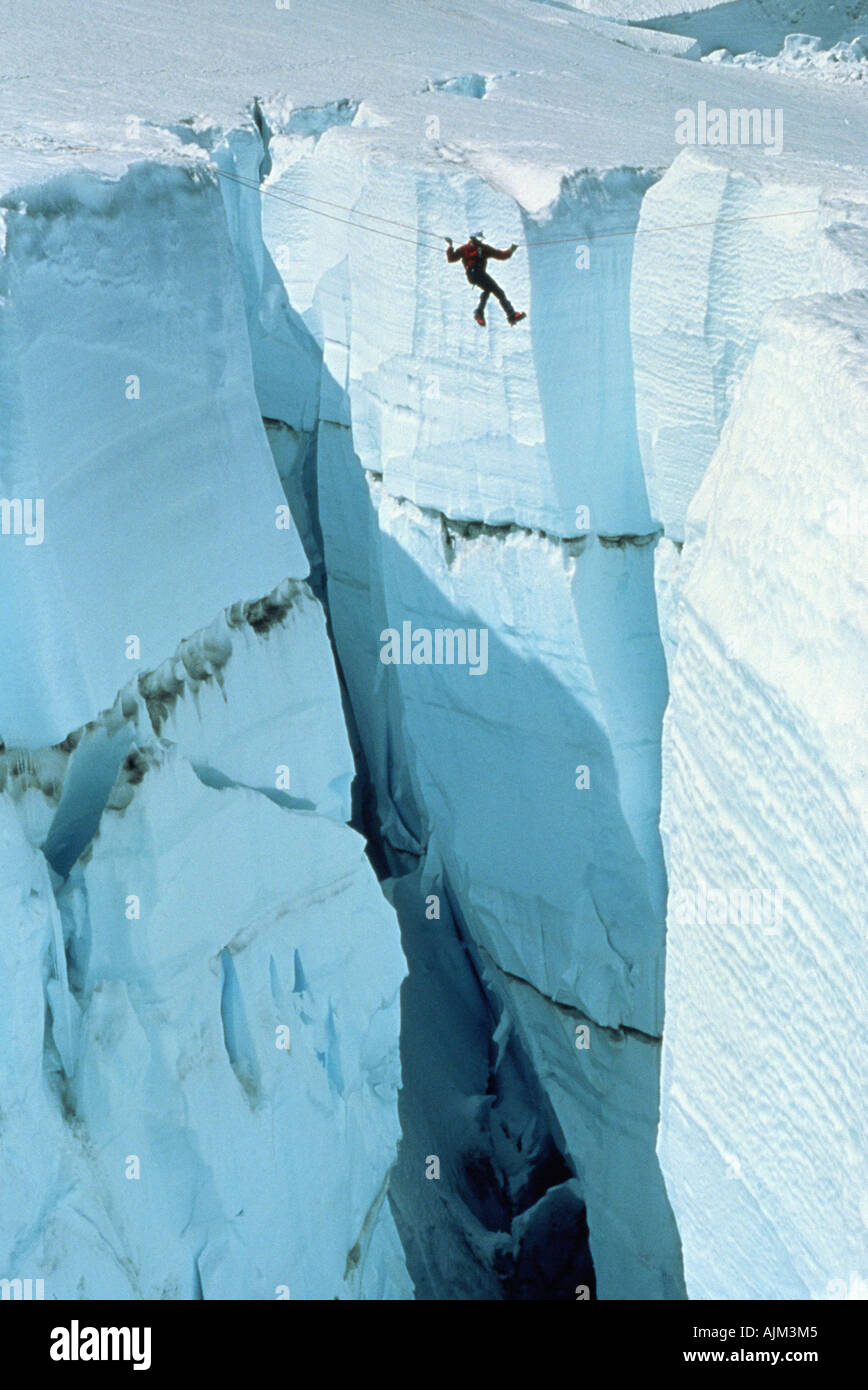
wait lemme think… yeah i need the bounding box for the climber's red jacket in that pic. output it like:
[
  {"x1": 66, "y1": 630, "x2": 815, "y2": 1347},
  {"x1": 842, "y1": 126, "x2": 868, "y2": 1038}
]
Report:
[{"x1": 446, "y1": 239, "x2": 513, "y2": 278}]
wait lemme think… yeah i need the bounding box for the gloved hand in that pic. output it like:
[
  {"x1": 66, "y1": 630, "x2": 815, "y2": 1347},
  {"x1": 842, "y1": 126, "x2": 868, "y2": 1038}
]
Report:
[{"x1": 508, "y1": 243, "x2": 518, "y2": 255}]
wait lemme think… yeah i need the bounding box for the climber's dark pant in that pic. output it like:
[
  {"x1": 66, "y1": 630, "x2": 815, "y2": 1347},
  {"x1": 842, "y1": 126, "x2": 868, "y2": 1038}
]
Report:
[{"x1": 467, "y1": 268, "x2": 513, "y2": 317}]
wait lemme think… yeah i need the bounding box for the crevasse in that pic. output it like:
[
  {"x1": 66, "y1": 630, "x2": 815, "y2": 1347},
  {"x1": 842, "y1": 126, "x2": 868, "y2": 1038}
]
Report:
[{"x1": 212, "y1": 102, "x2": 683, "y2": 1299}]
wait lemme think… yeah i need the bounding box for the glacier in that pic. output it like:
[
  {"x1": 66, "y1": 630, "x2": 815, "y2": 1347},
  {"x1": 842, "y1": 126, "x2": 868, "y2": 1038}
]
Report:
[{"x1": 0, "y1": 0, "x2": 865, "y2": 1301}]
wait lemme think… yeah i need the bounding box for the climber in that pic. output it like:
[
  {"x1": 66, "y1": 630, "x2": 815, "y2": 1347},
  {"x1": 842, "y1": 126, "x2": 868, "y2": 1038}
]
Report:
[{"x1": 445, "y1": 231, "x2": 526, "y2": 327}]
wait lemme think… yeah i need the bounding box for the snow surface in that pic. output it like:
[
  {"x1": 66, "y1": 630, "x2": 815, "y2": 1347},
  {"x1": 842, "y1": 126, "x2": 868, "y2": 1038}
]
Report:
[{"x1": 1, "y1": 0, "x2": 866, "y2": 1300}]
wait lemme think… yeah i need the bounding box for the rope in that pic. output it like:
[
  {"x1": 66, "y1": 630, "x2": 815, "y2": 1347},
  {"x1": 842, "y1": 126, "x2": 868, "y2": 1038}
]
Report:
[
  {"x1": 217, "y1": 167, "x2": 445, "y2": 244},
  {"x1": 214, "y1": 165, "x2": 820, "y2": 251},
  {"x1": 215, "y1": 167, "x2": 444, "y2": 249}
]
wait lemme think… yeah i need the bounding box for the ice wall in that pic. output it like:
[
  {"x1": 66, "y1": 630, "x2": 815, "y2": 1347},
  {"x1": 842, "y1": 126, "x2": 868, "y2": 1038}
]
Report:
[
  {"x1": 657, "y1": 292, "x2": 868, "y2": 1299},
  {"x1": 0, "y1": 587, "x2": 409, "y2": 1298},
  {"x1": 632, "y1": 148, "x2": 868, "y2": 542},
  {"x1": 1, "y1": 745, "x2": 407, "y2": 1298},
  {"x1": 0, "y1": 161, "x2": 305, "y2": 748},
  {"x1": 628, "y1": 139, "x2": 868, "y2": 1297},
  {"x1": 69, "y1": 748, "x2": 405, "y2": 1299},
  {"x1": 0, "y1": 158, "x2": 409, "y2": 1298},
  {"x1": 386, "y1": 863, "x2": 596, "y2": 1300}
]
